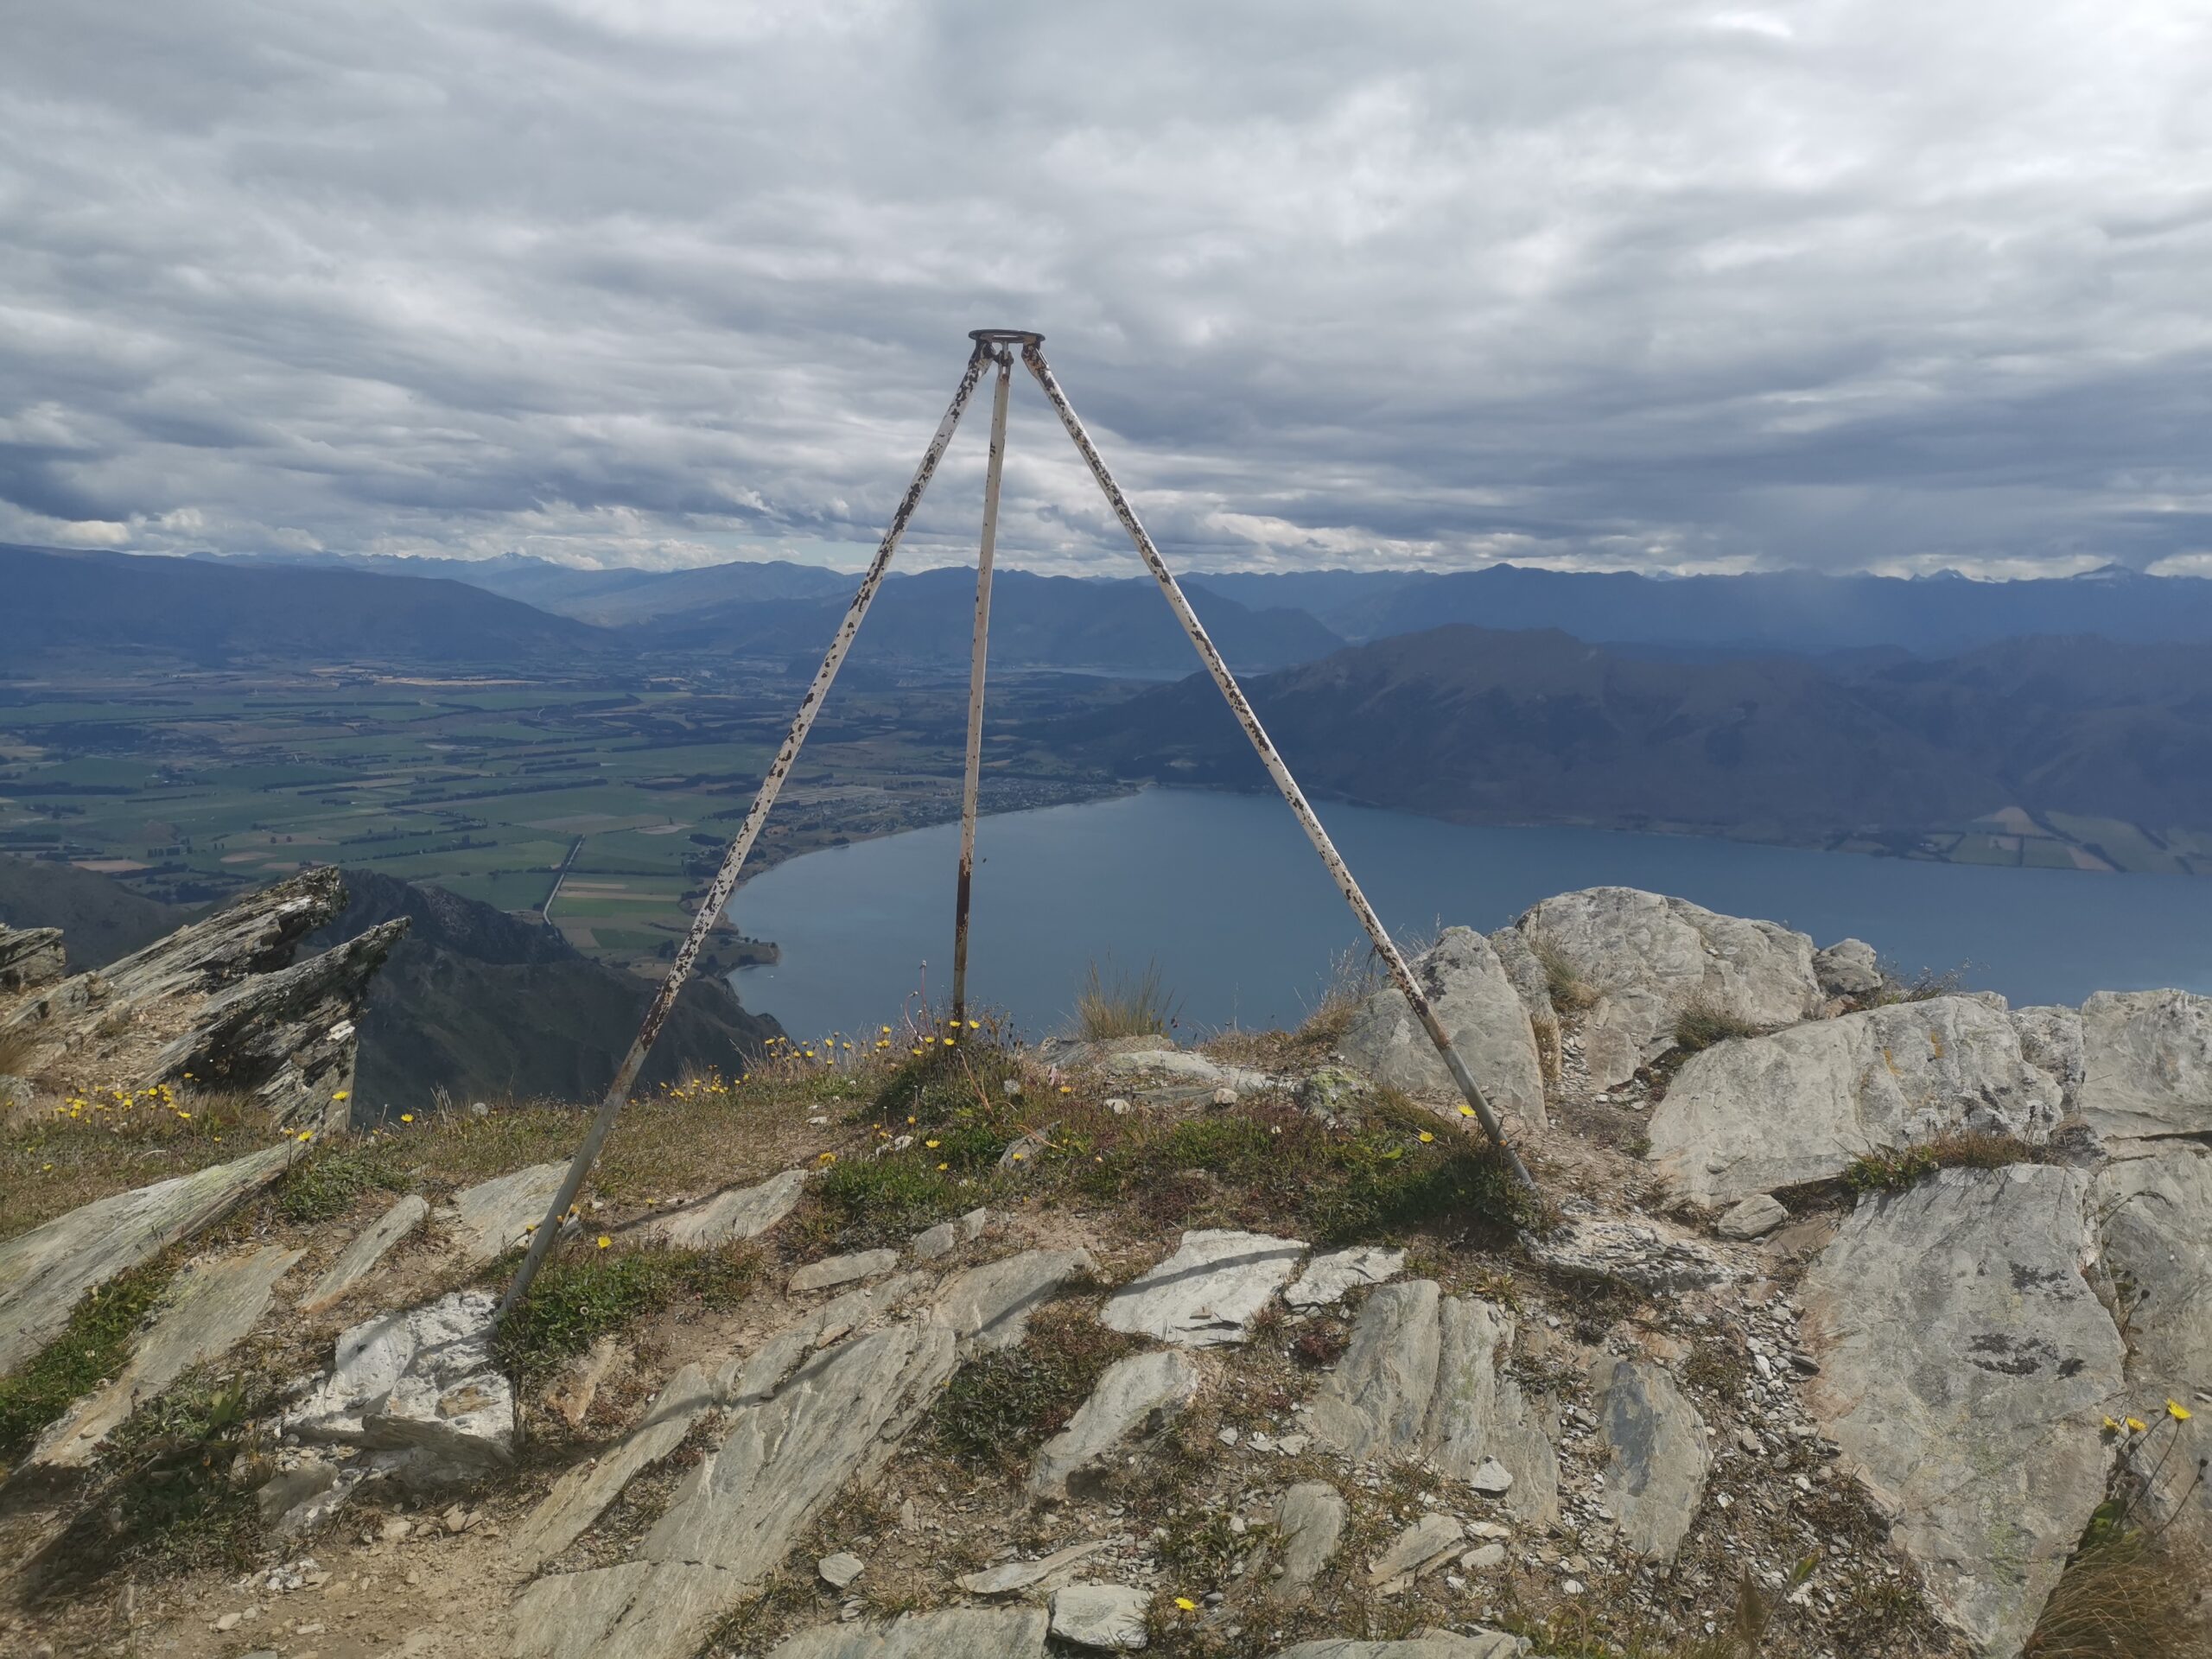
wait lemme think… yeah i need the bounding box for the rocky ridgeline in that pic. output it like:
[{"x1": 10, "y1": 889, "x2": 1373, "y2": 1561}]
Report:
[
  {"x1": 0, "y1": 880, "x2": 2206, "y2": 1659},
  {"x1": 0, "y1": 869, "x2": 402, "y2": 1377}
]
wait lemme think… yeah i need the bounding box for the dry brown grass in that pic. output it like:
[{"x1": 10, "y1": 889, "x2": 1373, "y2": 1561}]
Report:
[
  {"x1": 1073, "y1": 957, "x2": 1182, "y2": 1040},
  {"x1": 2024, "y1": 1527, "x2": 2212, "y2": 1658},
  {"x1": 1843, "y1": 1128, "x2": 2046, "y2": 1194},
  {"x1": 1529, "y1": 933, "x2": 1600, "y2": 1014}
]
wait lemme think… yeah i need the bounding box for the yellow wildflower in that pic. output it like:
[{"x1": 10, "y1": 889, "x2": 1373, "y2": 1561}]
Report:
[
  {"x1": 596, "y1": 1236, "x2": 611, "y2": 1249},
  {"x1": 1174, "y1": 1598, "x2": 1197, "y2": 1611},
  {"x1": 2170, "y1": 1400, "x2": 2194, "y2": 1421},
  {"x1": 297, "y1": 1130, "x2": 313, "y2": 1142},
  {"x1": 333, "y1": 1090, "x2": 350, "y2": 1101},
  {"x1": 1458, "y1": 1104, "x2": 1475, "y2": 1117},
  {"x1": 2104, "y1": 1416, "x2": 2123, "y2": 1432},
  {"x1": 818, "y1": 1151, "x2": 837, "y2": 1165},
  {"x1": 925, "y1": 1139, "x2": 940, "y2": 1148},
  {"x1": 2126, "y1": 1416, "x2": 2148, "y2": 1433},
  {"x1": 1418, "y1": 1130, "x2": 1434, "y2": 1143}
]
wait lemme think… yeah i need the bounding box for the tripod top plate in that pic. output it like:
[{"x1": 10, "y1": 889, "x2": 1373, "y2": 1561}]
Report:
[{"x1": 969, "y1": 328, "x2": 1044, "y2": 347}]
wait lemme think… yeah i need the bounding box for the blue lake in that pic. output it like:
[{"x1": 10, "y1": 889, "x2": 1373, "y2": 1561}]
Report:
[{"x1": 728, "y1": 787, "x2": 2212, "y2": 1043}]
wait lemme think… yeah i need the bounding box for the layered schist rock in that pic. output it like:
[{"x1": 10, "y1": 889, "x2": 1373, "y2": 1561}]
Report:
[
  {"x1": 1800, "y1": 1166, "x2": 2125, "y2": 1657},
  {"x1": 0, "y1": 866, "x2": 402, "y2": 1132},
  {"x1": 1646, "y1": 995, "x2": 2065, "y2": 1204},
  {"x1": 1338, "y1": 927, "x2": 1548, "y2": 1127},
  {"x1": 1499, "y1": 888, "x2": 1823, "y2": 1090}
]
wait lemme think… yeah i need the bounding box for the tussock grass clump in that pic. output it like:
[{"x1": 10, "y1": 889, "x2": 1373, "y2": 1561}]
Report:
[
  {"x1": 1074, "y1": 957, "x2": 1180, "y2": 1041},
  {"x1": 1843, "y1": 1129, "x2": 2044, "y2": 1194},
  {"x1": 1073, "y1": 1093, "x2": 1541, "y2": 1244},
  {"x1": 1529, "y1": 935, "x2": 1599, "y2": 1015},
  {"x1": 2026, "y1": 1522, "x2": 2212, "y2": 1657},
  {"x1": 31, "y1": 1367, "x2": 277, "y2": 1594},
  {"x1": 494, "y1": 1242, "x2": 763, "y2": 1382},
  {"x1": 928, "y1": 1300, "x2": 1137, "y2": 1470},
  {"x1": 1672, "y1": 999, "x2": 1764, "y2": 1055},
  {"x1": 275, "y1": 1139, "x2": 413, "y2": 1223},
  {"x1": 0, "y1": 1258, "x2": 174, "y2": 1466}
]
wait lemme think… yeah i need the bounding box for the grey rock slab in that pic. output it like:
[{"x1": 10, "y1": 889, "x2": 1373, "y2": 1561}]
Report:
[
  {"x1": 1367, "y1": 1513, "x2": 1465, "y2": 1586},
  {"x1": 791, "y1": 1249, "x2": 899, "y2": 1293},
  {"x1": 1284, "y1": 1245, "x2": 1405, "y2": 1310},
  {"x1": 1101, "y1": 1230, "x2": 1306, "y2": 1347},
  {"x1": 1269, "y1": 1637, "x2": 1529, "y2": 1659},
  {"x1": 1427, "y1": 1296, "x2": 1558, "y2": 1522},
  {"x1": 1307, "y1": 1280, "x2": 1559, "y2": 1525},
  {"x1": 0, "y1": 1141, "x2": 289, "y2": 1376},
  {"x1": 817, "y1": 1551, "x2": 864, "y2": 1588},
  {"x1": 640, "y1": 1321, "x2": 957, "y2": 1573},
  {"x1": 2078, "y1": 988, "x2": 2212, "y2": 1147},
  {"x1": 0, "y1": 923, "x2": 65, "y2": 992},
  {"x1": 509, "y1": 1560, "x2": 734, "y2": 1659},
  {"x1": 32, "y1": 1243, "x2": 302, "y2": 1468},
  {"x1": 1051, "y1": 1582, "x2": 1151, "y2": 1650},
  {"x1": 648, "y1": 1168, "x2": 806, "y2": 1249},
  {"x1": 957, "y1": 1538, "x2": 1111, "y2": 1595},
  {"x1": 508, "y1": 1363, "x2": 718, "y2": 1569},
  {"x1": 1714, "y1": 1194, "x2": 1788, "y2": 1241},
  {"x1": 1, "y1": 869, "x2": 397, "y2": 1134},
  {"x1": 1490, "y1": 925, "x2": 1560, "y2": 1042},
  {"x1": 1524, "y1": 1212, "x2": 1730, "y2": 1296},
  {"x1": 717, "y1": 1277, "x2": 922, "y2": 1404},
  {"x1": 1588, "y1": 1357, "x2": 1710, "y2": 1563},
  {"x1": 518, "y1": 1317, "x2": 960, "y2": 1658},
  {"x1": 910, "y1": 1221, "x2": 957, "y2": 1261},
  {"x1": 287, "y1": 1287, "x2": 513, "y2": 1474},
  {"x1": 1813, "y1": 938, "x2": 1885, "y2": 999},
  {"x1": 1647, "y1": 995, "x2": 2063, "y2": 1204},
  {"x1": 929, "y1": 1249, "x2": 1093, "y2": 1357},
  {"x1": 1269, "y1": 1481, "x2": 1347, "y2": 1605},
  {"x1": 1029, "y1": 1348, "x2": 1202, "y2": 1501},
  {"x1": 2091, "y1": 1147, "x2": 2212, "y2": 1555},
  {"x1": 765, "y1": 1607, "x2": 1051, "y2": 1659},
  {"x1": 1339, "y1": 927, "x2": 1548, "y2": 1128},
  {"x1": 2011, "y1": 1005, "x2": 2084, "y2": 1108},
  {"x1": 301, "y1": 1193, "x2": 429, "y2": 1313},
  {"x1": 442, "y1": 1163, "x2": 567, "y2": 1265},
  {"x1": 1799, "y1": 1164, "x2": 2125, "y2": 1657},
  {"x1": 1510, "y1": 887, "x2": 1822, "y2": 1090}
]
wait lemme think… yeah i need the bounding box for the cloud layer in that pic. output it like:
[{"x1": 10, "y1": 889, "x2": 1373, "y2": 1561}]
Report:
[{"x1": 3, "y1": 1, "x2": 2209, "y2": 575}]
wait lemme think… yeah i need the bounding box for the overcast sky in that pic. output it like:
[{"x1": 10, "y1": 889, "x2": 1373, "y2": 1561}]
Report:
[{"x1": 3, "y1": 2, "x2": 2209, "y2": 578}]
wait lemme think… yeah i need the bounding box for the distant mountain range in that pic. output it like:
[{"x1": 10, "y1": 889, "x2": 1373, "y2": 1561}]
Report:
[
  {"x1": 1049, "y1": 626, "x2": 2212, "y2": 863},
  {"x1": 6, "y1": 545, "x2": 1341, "y2": 676},
  {"x1": 1, "y1": 543, "x2": 607, "y2": 666},
  {"x1": 1194, "y1": 562, "x2": 2212, "y2": 653},
  {"x1": 640, "y1": 565, "x2": 1344, "y2": 675},
  {"x1": 188, "y1": 546, "x2": 2212, "y2": 659}
]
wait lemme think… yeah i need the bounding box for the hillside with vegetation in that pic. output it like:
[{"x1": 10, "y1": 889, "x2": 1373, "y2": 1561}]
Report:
[{"x1": 2, "y1": 870, "x2": 2204, "y2": 1659}]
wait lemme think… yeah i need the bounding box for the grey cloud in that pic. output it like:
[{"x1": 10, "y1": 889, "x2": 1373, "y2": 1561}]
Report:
[{"x1": 1, "y1": 0, "x2": 2208, "y2": 573}]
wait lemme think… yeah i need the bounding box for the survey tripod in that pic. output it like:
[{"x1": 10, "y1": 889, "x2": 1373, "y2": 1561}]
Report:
[{"x1": 499, "y1": 330, "x2": 1536, "y2": 1322}]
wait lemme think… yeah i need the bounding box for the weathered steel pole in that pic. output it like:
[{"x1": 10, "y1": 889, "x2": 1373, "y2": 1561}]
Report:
[
  {"x1": 1019, "y1": 340, "x2": 1537, "y2": 1193},
  {"x1": 498, "y1": 342, "x2": 995, "y2": 1322},
  {"x1": 950, "y1": 342, "x2": 1014, "y2": 1030}
]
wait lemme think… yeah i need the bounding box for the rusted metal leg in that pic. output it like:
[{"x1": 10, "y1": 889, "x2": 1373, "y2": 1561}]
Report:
[
  {"x1": 1019, "y1": 341, "x2": 1537, "y2": 1194},
  {"x1": 950, "y1": 347, "x2": 1013, "y2": 1030},
  {"x1": 498, "y1": 345, "x2": 995, "y2": 1323}
]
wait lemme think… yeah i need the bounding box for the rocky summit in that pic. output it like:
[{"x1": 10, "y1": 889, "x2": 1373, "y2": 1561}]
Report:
[{"x1": 0, "y1": 874, "x2": 2206, "y2": 1659}]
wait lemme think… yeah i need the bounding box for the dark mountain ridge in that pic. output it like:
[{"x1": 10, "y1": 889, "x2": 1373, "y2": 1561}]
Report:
[
  {"x1": 1, "y1": 543, "x2": 609, "y2": 665},
  {"x1": 643, "y1": 564, "x2": 1346, "y2": 674},
  {"x1": 305, "y1": 869, "x2": 781, "y2": 1115},
  {"x1": 1052, "y1": 625, "x2": 2212, "y2": 851}
]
